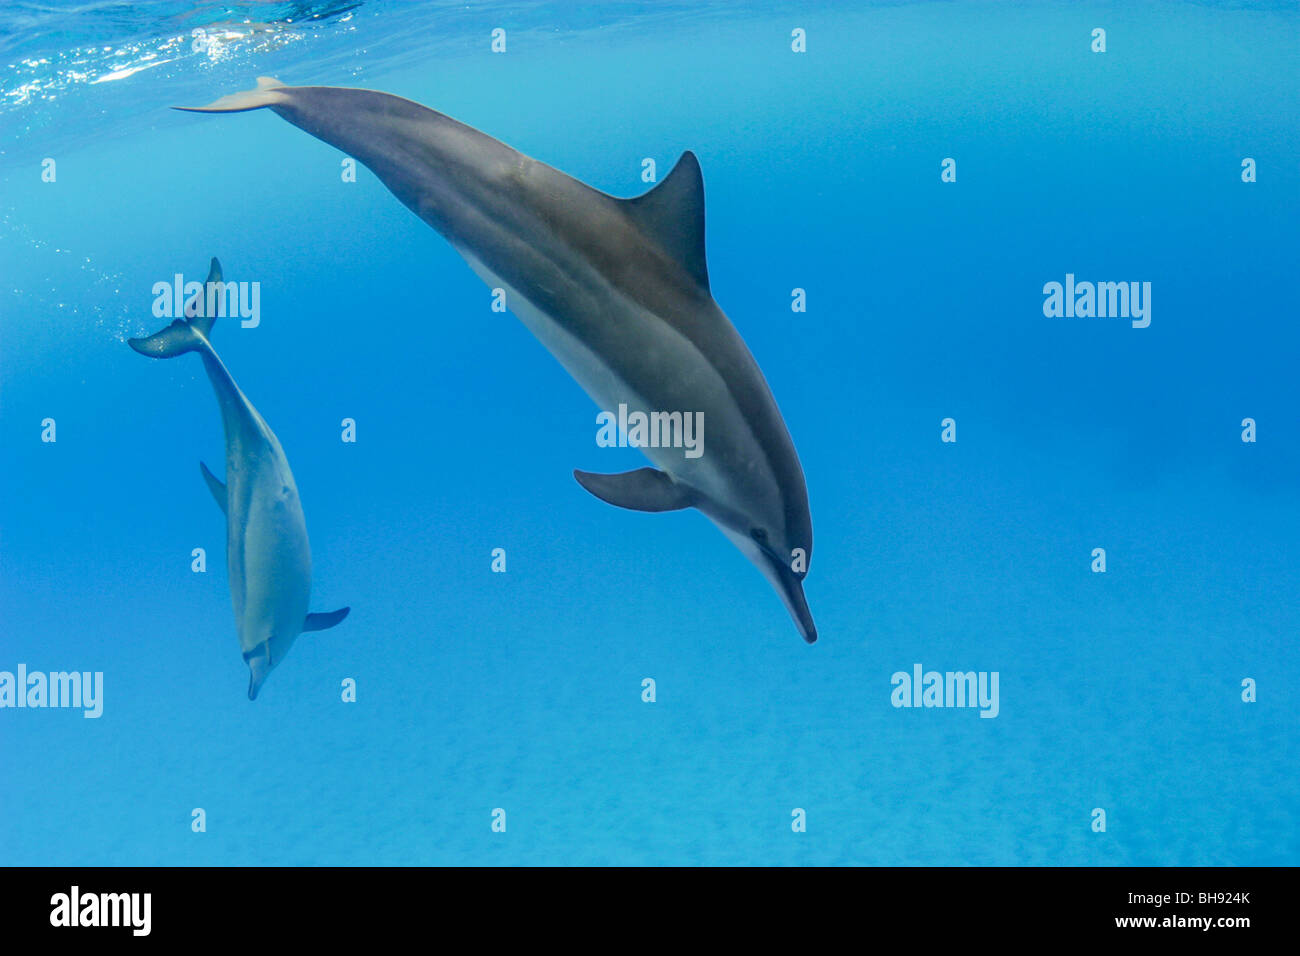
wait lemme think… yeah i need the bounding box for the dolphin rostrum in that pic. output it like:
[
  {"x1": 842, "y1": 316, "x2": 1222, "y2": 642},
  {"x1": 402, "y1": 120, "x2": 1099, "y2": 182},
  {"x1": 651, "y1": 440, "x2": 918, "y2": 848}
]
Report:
[
  {"x1": 179, "y1": 79, "x2": 816, "y2": 642},
  {"x1": 130, "y1": 257, "x2": 350, "y2": 697}
]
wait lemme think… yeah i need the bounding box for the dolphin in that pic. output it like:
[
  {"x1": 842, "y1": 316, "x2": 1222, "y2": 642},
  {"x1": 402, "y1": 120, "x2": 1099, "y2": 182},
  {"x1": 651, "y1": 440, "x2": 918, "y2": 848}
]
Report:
[
  {"x1": 178, "y1": 79, "x2": 817, "y2": 642},
  {"x1": 129, "y1": 257, "x2": 350, "y2": 697}
]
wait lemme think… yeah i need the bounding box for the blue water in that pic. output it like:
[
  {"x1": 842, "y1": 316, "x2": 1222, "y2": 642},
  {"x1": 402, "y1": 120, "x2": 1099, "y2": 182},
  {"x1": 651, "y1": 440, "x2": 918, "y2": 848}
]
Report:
[{"x1": 1, "y1": 1, "x2": 1297, "y2": 866}]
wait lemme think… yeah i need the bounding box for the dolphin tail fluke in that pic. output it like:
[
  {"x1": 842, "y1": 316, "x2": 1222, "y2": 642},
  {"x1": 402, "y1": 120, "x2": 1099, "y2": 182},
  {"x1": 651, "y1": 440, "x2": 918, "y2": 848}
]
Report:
[
  {"x1": 303, "y1": 607, "x2": 350, "y2": 633},
  {"x1": 174, "y1": 76, "x2": 287, "y2": 113},
  {"x1": 128, "y1": 257, "x2": 224, "y2": 357},
  {"x1": 127, "y1": 319, "x2": 203, "y2": 358},
  {"x1": 573, "y1": 468, "x2": 693, "y2": 513},
  {"x1": 195, "y1": 256, "x2": 222, "y2": 334}
]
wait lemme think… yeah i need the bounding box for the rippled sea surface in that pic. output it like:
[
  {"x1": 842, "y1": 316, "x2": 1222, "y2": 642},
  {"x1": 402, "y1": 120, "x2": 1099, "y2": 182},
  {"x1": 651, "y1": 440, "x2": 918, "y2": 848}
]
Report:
[{"x1": 1, "y1": 1, "x2": 1297, "y2": 865}]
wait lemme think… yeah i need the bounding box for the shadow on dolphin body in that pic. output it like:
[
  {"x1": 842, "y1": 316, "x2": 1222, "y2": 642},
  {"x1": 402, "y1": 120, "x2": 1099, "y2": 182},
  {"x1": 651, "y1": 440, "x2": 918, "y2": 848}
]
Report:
[
  {"x1": 129, "y1": 257, "x2": 351, "y2": 698},
  {"x1": 177, "y1": 80, "x2": 817, "y2": 643}
]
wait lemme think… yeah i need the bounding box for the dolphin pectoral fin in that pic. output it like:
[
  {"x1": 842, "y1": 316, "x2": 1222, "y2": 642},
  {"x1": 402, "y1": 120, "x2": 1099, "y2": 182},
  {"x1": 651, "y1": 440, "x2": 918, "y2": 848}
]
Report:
[
  {"x1": 174, "y1": 76, "x2": 287, "y2": 113},
  {"x1": 199, "y1": 461, "x2": 227, "y2": 515},
  {"x1": 622, "y1": 151, "x2": 709, "y2": 291},
  {"x1": 303, "y1": 607, "x2": 350, "y2": 633},
  {"x1": 573, "y1": 468, "x2": 693, "y2": 513}
]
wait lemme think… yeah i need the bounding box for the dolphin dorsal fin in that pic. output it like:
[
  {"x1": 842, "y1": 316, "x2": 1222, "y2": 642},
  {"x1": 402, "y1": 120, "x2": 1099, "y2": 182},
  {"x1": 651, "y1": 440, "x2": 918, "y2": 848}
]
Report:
[
  {"x1": 623, "y1": 151, "x2": 709, "y2": 291},
  {"x1": 199, "y1": 461, "x2": 227, "y2": 515}
]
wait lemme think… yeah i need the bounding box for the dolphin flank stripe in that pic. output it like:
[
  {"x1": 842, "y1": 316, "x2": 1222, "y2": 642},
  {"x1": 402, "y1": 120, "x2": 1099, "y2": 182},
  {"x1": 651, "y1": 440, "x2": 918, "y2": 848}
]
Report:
[{"x1": 178, "y1": 83, "x2": 817, "y2": 643}]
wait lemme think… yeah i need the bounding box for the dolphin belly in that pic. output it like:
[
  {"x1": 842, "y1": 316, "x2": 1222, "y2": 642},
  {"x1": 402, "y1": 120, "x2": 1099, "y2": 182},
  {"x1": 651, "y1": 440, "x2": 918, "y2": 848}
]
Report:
[{"x1": 226, "y1": 434, "x2": 312, "y2": 656}]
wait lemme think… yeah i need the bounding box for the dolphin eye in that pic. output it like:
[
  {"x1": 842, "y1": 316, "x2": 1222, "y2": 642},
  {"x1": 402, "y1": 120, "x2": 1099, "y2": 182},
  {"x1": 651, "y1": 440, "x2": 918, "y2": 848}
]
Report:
[{"x1": 751, "y1": 528, "x2": 769, "y2": 543}]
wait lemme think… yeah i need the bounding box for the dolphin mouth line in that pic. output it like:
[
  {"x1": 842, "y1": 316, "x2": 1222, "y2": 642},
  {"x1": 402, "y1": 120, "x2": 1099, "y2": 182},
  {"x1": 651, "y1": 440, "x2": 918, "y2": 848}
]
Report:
[{"x1": 752, "y1": 532, "x2": 805, "y2": 584}]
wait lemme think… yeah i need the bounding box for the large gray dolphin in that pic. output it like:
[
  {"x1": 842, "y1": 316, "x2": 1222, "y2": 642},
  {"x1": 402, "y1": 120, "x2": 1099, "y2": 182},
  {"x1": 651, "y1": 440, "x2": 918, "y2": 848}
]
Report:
[
  {"x1": 179, "y1": 79, "x2": 817, "y2": 642},
  {"x1": 130, "y1": 257, "x2": 350, "y2": 697}
]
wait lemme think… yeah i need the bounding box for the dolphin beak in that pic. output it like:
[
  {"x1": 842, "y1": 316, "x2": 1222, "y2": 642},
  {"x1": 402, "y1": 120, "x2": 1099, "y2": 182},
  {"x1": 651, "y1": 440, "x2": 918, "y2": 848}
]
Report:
[
  {"x1": 759, "y1": 549, "x2": 817, "y2": 644},
  {"x1": 777, "y1": 569, "x2": 818, "y2": 644},
  {"x1": 246, "y1": 647, "x2": 271, "y2": 701},
  {"x1": 712, "y1": 522, "x2": 820, "y2": 645}
]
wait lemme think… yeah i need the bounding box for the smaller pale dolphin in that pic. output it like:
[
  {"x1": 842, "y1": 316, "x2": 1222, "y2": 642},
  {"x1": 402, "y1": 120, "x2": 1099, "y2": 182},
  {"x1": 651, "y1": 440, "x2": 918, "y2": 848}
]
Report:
[{"x1": 130, "y1": 257, "x2": 349, "y2": 699}]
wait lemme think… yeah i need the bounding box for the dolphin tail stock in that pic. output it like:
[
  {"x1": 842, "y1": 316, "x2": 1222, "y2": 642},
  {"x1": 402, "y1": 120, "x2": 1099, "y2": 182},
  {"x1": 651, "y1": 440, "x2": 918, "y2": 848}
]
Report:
[
  {"x1": 127, "y1": 257, "x2": 224, "y2": 358},
  {"x1": 173, "y1": 77, "x2": 287, "y2": 113},
  {"x1": 303, "y1": 607, "x2": 350, "y2": 633}
]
